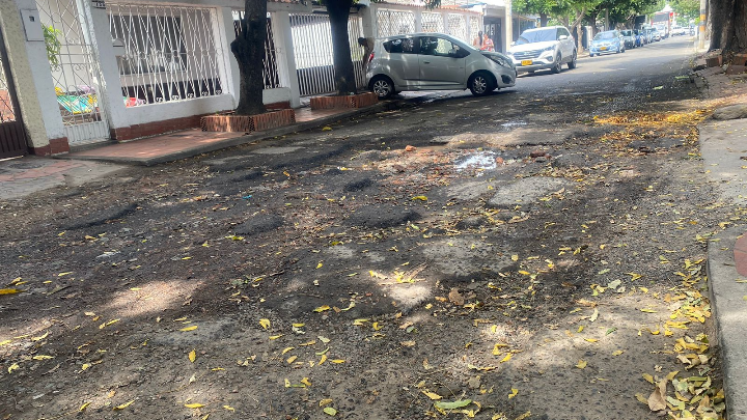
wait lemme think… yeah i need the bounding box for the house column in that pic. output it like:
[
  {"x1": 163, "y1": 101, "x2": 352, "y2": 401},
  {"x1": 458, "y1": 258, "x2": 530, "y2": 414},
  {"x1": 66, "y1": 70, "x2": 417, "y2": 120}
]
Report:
[
  {"x1": 272, "y1": 11, "x2": 300, "y2": 108},
  {"x1": 414, "y1": 8, "x2": 422, "y2": 32},
  {"x1": 360, "y1": 3, "x2": 377, "y2": 39},
  {"x1": 79, "y1": 0, "x2": 128, "y2": 134},
  {"x1": 0, "y1": 0, "x2": 66, "y2": 154},
  {"x1": 218, "y1": 6, "x2": 240, "y2": 108},
  {"x1": 505, "y1": 0, "x2": 513, "y2": 50}
]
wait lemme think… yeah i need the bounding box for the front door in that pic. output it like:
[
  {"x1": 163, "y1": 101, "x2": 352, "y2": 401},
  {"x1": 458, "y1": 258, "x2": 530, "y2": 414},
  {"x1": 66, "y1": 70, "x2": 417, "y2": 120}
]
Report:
[
  {"x1": 417, "y1": 36, "x2": 466, "y2": 88},
  {"x1": 0, "y1": 26, "x2": 28, "y2": 159},
  {"x1": 35, "y1": 0, "x2": 110, "y2": 146}
]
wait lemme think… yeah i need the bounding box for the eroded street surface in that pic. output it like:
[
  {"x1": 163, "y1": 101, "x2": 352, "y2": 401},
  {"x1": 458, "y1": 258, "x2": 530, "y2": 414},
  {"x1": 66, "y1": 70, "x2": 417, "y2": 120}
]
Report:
[{"x1": 0, "y1": 38, "x2": 733, "y2": 420}]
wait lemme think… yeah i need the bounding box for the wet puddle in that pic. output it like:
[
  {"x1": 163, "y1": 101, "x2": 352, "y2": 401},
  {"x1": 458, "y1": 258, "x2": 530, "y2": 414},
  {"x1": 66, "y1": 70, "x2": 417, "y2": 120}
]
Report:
[
  {"x1": 498, "y1": 120, "x2": 528, "y2": 131},
  {"x1": 454, "y1": 151, "x2": 498, "y2": 176}
]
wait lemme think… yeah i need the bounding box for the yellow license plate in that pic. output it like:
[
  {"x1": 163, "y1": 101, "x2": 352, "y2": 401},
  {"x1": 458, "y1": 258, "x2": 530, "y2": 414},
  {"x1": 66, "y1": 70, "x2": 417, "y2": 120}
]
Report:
[
  {"x1": 521, "y1": 60, "x2": 533, "y2": 66},
  {"x1": 600, "y1": 47, "x2": 607, "y2": 51}
]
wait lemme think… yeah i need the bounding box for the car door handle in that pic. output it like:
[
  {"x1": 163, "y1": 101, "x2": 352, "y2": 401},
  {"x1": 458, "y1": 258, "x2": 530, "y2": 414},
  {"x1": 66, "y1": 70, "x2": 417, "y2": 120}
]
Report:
[{"x1": 423, "y1": 61, "x2": 431, "y2": 64}]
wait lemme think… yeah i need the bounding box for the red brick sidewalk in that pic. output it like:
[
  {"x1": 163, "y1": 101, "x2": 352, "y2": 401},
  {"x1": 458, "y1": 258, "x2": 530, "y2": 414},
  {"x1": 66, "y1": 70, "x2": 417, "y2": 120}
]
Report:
[{"x1": 68, "y1": 107, "x2": 370, "y2": 166}]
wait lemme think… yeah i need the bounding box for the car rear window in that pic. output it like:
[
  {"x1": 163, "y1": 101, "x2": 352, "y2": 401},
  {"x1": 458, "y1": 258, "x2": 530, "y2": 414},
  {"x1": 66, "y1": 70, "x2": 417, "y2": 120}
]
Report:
[
  {"x1": 383, "y1": 38, "x2": 416, "y2": 54},
  {"x1": 516, "y1": 28, "x2": 557, "y2": 45}
]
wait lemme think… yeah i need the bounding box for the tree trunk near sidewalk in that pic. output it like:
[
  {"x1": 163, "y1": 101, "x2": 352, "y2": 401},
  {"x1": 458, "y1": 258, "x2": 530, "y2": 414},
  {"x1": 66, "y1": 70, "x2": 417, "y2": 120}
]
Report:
[
  {"x1": 231, "y1": 0, "x2": 267, "y2": 116},
  {"x1": 326, "y1": 0, "x2": 358, "y2": 95},
  {"x1": 540, "y1": 13, "x2": 548, "y2": 27},
  {"x1": 709, "y1": 0, "x2": 747, "y2": 52}
]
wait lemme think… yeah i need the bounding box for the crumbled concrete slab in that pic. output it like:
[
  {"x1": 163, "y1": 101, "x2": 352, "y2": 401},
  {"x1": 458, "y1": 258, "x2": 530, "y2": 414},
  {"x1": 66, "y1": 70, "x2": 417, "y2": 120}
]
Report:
[
  {"x1": 488, "y1": 177, "x2": 570, "y2": 208},
  {"x1": 712, "y1": 104, "x2": 747, "y2": 120}
]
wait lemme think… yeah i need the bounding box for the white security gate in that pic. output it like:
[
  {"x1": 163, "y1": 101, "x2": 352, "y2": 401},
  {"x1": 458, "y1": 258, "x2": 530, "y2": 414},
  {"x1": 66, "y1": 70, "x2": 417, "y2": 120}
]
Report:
[
  {"x1": 290, "y1": 12, "x2": 365, "y2": 97},
  {"x1": 36, "y1": 0, "x2": 110, "y2": 145}
]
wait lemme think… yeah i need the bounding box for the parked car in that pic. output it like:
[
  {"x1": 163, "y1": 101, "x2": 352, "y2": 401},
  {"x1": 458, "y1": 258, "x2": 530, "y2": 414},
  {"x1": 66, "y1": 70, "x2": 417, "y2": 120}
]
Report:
[
  {"x1": 506, "y1": 26, "x2": 577, "y2": 74},
  {"x1": 647, "y1": 27, "x2": 661, "y2": 42},
  {"x1": 589, "y1": 30, "x2": 625, "y2": 56},
  {"x1": 654, "y1": 25, "x2": 668, "y2": 39},
  {"x1": 671, "y1": 25, "x2": 684, "y2": 36},
  {"x1": 620, "y1": 30, "x2": 637, "y2": 49},
  {"x1": 640, "y1": 26, "x2": 655, "y2": 43},
  {"x1": 366, "y1": 33, "x2": 517, "y2": 99}
]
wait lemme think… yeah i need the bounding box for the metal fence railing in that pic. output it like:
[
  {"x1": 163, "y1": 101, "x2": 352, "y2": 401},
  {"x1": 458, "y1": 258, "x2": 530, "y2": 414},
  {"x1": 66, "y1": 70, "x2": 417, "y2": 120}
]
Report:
[
  {"x1": 233, "y1": 11, "x2": 282, "y2": 89},
  {"x1": 108, "y1": 3, "x2": 227, "y2": 107},
  {"x1": 377, "y1": 9, "x2": 416, "y2": 38},
  {"x1": 290, "y1": 12, "x2": 365, "y2": 97},
  {"x1": 421, "y1": 11, "x2": 444, "y2": 33}
]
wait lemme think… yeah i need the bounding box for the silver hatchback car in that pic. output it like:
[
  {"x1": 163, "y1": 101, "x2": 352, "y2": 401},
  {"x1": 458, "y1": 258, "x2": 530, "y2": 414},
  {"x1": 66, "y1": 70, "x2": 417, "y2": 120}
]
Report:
[{"x1": 366, "y1": 33, "x2": 517, "y2": 99}]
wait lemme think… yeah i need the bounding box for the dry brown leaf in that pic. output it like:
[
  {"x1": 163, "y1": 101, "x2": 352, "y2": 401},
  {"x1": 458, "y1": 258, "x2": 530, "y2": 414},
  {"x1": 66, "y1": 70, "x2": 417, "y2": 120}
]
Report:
[
  {"x1": 647, "y1": 379, "x2": 667, "y2": 412},
  {"x1": 449, "y1": 288, "x2": 465, "y2": 306}
]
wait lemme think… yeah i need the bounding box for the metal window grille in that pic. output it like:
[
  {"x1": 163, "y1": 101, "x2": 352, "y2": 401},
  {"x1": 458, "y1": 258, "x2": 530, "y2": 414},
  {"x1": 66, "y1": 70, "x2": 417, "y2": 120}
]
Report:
[
  {"x1": 447, "y1": 14, "x2": 468, "y2": 42},
  {"x1": 470, "y1": 16, "x2": 480, "y2": 40},
  {"x1": 233, "y1": 11, "x2": 281, "y2": 89},
  {"x1": 421, "y1": 11, "x2": 444, "y2": 33},
  {"x1": 0, "y1": 60, "x2": 16, "y2": 123},
  {"x1": 377, "y1": 9, "x2": 415, "y2": 38},
  {"x1": 108, "y1": 3, "x2": 226, "y2": 107},
  {"x1": 35, "y1": 0, "x2": 110, "y2": 144},
  {"x1": 290, "y1": 12, "x2": 365, "y2": 97}
]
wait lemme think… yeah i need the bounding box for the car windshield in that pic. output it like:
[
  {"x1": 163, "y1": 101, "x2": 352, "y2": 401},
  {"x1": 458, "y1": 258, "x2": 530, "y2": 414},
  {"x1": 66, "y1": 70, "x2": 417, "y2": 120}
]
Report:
[
  {"x1": 516, "y1": 28, "x2": 556, "y2": 45},
  {"x1": 594, "y1": 32, "x2": 617, "y2": 40},
  {"x1": 621, "y1": 30, "x2": 632, "y2": 36}
]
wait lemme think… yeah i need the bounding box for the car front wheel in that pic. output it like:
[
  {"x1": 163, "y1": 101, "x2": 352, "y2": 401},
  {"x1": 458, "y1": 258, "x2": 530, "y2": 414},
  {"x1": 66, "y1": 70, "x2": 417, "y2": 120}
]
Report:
[
  {"x1": 370, "y1": 76, "x2": 394, "y2": 99},
  {"x1": 551, "y1": 55, "x2": 562, "y2": 74},
  {"x1": 568, "y1": 50, "x2": 577, "y2": 69},
  {"x1": 468, "y1": 72, "x2": 493, "y2": 96}
]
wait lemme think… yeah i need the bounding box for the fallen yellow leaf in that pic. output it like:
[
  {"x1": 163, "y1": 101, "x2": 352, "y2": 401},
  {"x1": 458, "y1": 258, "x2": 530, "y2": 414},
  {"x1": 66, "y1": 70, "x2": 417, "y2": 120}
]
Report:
[
  {"x1": 184, "y1": 403, "x2": 204, "y2": 409},
  {"x1": 508, "y1": 388, "x2": 519, "y2": 399},
  {"x1": 314, "y1": 305, "x2": 331, "y2": 313},
  {"x1": 189, "y1": 349, "x2": 196, "y2": 363},
  {"x1": 584, "y1": 338, "x2": 598, "y2": 343},
  {"x1": 180, "y1": 325, "x2": 198, "y2": 332},
  {"x1": 32, "y1": 355, "x2": 53, "y2": 360},
  {"x1": 319, "y1": 354, "x2": 328, "y2": 365},
  {"x1": 319, "y1": 399, "x2": 333, "y2": 407},
  {"x1": 259, "y1": 319, "x2": 271, "y2": 330},
  {"x1": 324, "y1": 406, "x2": 337, "y2": 416},
  {"x1": 113, "y1": 400, "x2": 134, "y2": 410},
  {"x1": 576, "y1": 360, "x2": 587, "y2": 369},
  {"x1": 301, "y1": 377, "x2": 312, "y2": 387},
  {"x1": 331, "y1": 359, "x2": 345, "y2": 364},
  {"x1": 79, "y1": 402, "x2": 90, "y2": 412},
  {"x1": 422, "y1": 391, "x2": 442, "y2": 400},
  {"x1": 500, "y1": 353, "x2": 512, "y2": 363},
  {"x1": 8, "y1": 363, "x2": 19, "y2": 373},
  {"x1": 612, "y1": 350, "x2": 624, "y2": 356},
  {"x1": 642, "y1": 373, "x2": 655, "y2": 384},
  {"x1": 223, "y1": 405, "x2": 235, "y2": 411},
  {"x1": 0, "y1": 288, "x2": 21, "y2": 295}
]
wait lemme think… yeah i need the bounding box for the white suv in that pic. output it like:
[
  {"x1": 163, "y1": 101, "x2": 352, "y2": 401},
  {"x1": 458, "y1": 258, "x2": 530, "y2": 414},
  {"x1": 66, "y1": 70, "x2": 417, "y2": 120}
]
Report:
[
  {"x1": 507, "y1": 26, "x2": 577, "y2": 74},
  {"x1": 366, "y1": 33, "x2": 517, "y2": 99}
]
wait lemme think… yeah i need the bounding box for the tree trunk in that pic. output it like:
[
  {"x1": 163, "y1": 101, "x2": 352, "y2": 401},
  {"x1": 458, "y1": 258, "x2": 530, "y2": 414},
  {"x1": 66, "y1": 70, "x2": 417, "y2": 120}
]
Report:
[
  {"x1": 540, "y1": 13, "x2": 548, "y2": 27},
  {"x1": 231, "y1": 0, "x2": 267, "y2": 116},
  {"x1": 327, "y1": 0, "x2": 357, "y2": 95},
  {"x1": 711, "y1": 0, "x2": 747, "y2": 52}
]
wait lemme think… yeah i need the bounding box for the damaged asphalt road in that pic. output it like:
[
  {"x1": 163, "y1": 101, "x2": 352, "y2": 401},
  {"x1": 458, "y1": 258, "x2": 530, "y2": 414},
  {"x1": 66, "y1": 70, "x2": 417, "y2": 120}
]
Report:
[{"x1": 0, "y1": 38, "x2": 734, "y2": 420}]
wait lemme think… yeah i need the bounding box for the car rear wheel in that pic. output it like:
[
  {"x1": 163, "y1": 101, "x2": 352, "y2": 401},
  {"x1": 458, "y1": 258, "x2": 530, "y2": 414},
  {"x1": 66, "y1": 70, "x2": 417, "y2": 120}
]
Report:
[
  {"x1": 551, "y1": 55, "x2": 562, "y2": 74},
  {"x1": 568, "y1": 50, "x2": 577, "y2": 69},
  {"x1": 370, "y1": 76, "x2": 394, "y2": 99},
  {"x1": 468, "y1": 71, "x2": 494, "y2": 96}
]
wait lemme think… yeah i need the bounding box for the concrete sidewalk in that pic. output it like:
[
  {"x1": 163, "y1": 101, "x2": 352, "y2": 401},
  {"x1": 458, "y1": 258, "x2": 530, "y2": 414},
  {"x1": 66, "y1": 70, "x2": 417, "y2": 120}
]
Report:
[
  {"x1": 699, "y1": 115, "x2": 747, "y2": 420},
  {"x1": 67, "y1": 103, "x2": 390, "y2": 166}
]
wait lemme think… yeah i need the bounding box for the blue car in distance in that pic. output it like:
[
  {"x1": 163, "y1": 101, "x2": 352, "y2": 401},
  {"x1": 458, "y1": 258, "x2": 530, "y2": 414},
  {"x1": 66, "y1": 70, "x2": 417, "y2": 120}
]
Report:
[{"x1": 589, "y1": 30, "x2": 625, "y2": 56}]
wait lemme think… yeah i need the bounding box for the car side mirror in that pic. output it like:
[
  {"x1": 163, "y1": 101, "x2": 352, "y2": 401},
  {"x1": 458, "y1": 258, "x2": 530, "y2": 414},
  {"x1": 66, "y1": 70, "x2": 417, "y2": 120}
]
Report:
[
  {"x1": 558, "y1": 35, "x2": 569, "y2": 40},
  {"x1": 449, "y1": 49, "x2": 469, "y2": 58}
]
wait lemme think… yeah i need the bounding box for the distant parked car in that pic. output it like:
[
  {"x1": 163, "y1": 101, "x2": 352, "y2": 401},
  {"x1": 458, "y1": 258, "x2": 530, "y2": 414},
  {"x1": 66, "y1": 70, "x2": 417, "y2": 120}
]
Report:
[
  {"x1": 641, "y1": 27, "x2": 655, "y2": 43},
  {"x1": 366, "y1": 33, "x2": 517, "y2": 99},
  {"x1": 590, "y1": 30, "x2": 625, "y2": 56},
  {"x1": 647, "y1": 27, "x2": 661, "y2": 41},
  {"x1": 671, "y1": 26, "x2": 687, "y2": 36},
  {"x1": 633, "y1": 29, "x2": 646, "y2": 46},
  {"x1": 654, "y1": 25, "x2": 668, "y2": 39},
  {"x1": 620, "y1": 30, "x2": 637, "y2": 49},
  {"x1": 506, "y1": 26, "x2": 578, "y2": 74}
]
